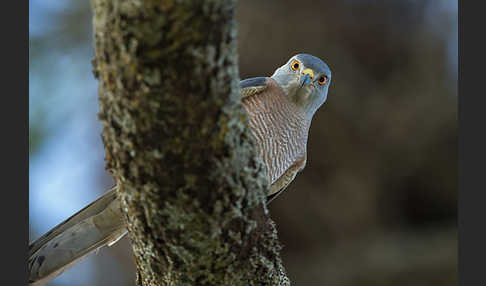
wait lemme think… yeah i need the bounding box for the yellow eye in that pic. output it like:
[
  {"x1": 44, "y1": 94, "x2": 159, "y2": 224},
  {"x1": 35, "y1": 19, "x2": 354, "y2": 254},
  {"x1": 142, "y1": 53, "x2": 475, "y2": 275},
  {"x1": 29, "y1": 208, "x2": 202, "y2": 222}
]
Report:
[
  {"x1": 291, "y1": 60, "x2": 300, "y2": 71},
  {"x1": 318, "y1": 75, "x2": 328, "y2": 85}
]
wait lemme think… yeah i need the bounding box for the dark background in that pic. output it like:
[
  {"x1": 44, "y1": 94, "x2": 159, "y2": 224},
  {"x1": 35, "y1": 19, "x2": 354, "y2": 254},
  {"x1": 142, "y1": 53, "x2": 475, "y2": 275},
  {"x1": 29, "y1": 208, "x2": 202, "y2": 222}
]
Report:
[{"x1": 29, "y1": 1, "x2": 457, "y2": 285}]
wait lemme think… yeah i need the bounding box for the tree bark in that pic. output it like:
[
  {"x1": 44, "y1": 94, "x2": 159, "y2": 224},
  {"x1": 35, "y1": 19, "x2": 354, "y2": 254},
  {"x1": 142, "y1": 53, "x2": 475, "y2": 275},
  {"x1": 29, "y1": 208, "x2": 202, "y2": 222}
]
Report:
[{"x1": 91, "y1": 0, "x2": 289, "y2": 285}]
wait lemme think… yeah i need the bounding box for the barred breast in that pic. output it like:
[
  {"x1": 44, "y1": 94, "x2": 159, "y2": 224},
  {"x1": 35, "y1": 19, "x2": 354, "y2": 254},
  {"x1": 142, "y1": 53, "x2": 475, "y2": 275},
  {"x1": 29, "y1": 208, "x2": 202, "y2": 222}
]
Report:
[{"x1": 242, "y1": 78, "x2": 310, "y2": 185}]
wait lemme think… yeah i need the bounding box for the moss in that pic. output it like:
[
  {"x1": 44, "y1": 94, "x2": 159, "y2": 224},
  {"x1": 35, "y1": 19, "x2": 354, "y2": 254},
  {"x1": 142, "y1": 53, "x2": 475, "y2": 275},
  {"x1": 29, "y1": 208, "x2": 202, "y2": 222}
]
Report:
[{"x1": 91, "y1": 0, "x2": 289, "y2": 285}]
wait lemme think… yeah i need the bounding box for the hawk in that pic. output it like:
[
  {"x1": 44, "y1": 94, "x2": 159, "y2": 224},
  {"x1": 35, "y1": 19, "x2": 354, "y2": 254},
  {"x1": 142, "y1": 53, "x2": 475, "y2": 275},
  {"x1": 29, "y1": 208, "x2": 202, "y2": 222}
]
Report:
[{"x1": 28, "y1": 53, "x2": 332, "y2": 285}]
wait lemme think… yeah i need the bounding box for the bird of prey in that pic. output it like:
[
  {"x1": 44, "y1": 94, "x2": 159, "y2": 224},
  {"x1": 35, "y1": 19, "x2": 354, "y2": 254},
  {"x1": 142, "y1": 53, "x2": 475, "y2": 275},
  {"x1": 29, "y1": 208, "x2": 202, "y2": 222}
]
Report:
[{"x1": 28, "y1": 53, "x2": 332, "y2": 286}]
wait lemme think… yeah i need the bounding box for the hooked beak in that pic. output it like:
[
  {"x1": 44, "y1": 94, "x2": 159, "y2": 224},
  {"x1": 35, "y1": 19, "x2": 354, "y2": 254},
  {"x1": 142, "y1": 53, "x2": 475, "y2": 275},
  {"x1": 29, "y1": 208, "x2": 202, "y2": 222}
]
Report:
[{"x1": 300, "y1": 68, "x2": 315, "y2": 87}]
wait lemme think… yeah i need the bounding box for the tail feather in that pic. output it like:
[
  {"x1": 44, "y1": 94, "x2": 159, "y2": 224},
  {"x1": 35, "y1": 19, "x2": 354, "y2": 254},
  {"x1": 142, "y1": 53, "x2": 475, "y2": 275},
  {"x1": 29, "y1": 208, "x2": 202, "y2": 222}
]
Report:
[{"x1": 28, "y1": 187, "x2": 127, "y2": 286}]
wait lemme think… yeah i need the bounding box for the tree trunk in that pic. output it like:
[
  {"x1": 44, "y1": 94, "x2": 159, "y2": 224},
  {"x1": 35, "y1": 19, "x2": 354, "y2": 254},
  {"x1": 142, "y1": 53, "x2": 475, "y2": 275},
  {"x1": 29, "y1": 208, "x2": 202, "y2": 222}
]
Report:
[{"x1": 91, "y1": 0, "x2": 289, "y2": 285}]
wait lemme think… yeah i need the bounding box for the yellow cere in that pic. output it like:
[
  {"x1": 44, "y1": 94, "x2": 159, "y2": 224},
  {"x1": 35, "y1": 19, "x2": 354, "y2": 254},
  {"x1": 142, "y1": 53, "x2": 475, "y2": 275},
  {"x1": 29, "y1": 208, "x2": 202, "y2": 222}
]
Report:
[{"x1": 302, "y1": 68, "x2": 315, "y2": 79}]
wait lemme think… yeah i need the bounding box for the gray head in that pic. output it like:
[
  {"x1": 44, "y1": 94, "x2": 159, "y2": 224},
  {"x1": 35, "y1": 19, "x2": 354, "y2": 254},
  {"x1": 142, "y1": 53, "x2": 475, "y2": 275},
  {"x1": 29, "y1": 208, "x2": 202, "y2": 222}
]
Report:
[{"x1": 271, "y1": 53, "x2": 332, "y2": 118}]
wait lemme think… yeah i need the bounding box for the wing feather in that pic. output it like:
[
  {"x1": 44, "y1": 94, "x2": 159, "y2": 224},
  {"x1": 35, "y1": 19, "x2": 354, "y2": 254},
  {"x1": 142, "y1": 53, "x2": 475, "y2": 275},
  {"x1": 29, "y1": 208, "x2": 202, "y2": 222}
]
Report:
[
  {"x1": 240, "y1": 77, "x2": 269, "y2": 99},
  {"x1": 266, "y1": 154, "x2": 307, "y2": 204},
  {"x1": 28, "y1": 187, "x2": 126, "y2": 286}
]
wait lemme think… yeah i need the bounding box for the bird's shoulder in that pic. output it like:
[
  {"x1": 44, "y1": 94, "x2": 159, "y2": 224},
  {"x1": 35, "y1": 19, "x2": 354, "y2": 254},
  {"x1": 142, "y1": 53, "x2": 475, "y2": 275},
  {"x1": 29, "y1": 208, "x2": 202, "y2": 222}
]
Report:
[{"x1": 240, "y1": 77, "x2": 284, "y2": 100}]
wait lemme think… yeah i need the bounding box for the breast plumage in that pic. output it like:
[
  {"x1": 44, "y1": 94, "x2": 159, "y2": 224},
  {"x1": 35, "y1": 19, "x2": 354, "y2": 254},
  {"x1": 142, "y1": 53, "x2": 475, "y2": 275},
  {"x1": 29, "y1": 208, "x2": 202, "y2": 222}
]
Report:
[{"x1": 242, "y1": 77, "x2": 310, "y2": 193}]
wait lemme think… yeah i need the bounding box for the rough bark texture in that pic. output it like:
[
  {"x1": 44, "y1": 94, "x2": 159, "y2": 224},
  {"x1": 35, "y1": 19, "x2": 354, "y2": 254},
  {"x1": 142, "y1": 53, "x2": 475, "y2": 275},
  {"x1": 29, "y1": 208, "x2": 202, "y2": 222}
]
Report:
[{"x1": 91, "y1": 0, "x2": 289, "y2": 285}]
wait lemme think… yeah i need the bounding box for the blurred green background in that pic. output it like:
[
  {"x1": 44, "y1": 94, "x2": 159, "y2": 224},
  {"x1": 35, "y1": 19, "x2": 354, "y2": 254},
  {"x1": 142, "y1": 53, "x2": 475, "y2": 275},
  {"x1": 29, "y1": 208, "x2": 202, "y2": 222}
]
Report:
[{"x1": 29, "y1": 1, "x2": 457, "y2": 285}]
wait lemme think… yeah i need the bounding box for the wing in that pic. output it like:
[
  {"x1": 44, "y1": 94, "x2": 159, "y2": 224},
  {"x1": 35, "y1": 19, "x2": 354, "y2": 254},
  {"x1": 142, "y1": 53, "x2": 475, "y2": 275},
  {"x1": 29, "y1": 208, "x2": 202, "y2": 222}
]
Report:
[
  {"x1": 29, "y1": 187, "x2": 119, "y2": 256},
  {"x1": 29, "y1": 187, "x2": 127, "y2": 286},
  {"x1": 266, "y1": 154, "x2": 307, "y2": 204},
  {"x1": 240, "y1": 77, "x2": 269, "y2": 99}
]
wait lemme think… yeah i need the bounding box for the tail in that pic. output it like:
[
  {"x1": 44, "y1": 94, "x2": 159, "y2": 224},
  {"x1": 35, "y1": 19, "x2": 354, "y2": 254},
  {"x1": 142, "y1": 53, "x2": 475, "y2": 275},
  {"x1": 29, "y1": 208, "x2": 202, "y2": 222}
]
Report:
[{"x1": 28, "y1": 187, "x2": 128, "y2": 286}]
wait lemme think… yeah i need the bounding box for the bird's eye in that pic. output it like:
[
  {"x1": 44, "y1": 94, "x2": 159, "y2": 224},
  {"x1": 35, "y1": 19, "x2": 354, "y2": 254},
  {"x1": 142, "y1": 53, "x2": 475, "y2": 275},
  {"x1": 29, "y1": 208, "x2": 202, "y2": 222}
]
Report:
[
  {"x1": 291, "y1": 60, "x2": 300, "y2": 71},
  {"x1": 318, "y1": 75, "x2": 328, "y2": 85}
]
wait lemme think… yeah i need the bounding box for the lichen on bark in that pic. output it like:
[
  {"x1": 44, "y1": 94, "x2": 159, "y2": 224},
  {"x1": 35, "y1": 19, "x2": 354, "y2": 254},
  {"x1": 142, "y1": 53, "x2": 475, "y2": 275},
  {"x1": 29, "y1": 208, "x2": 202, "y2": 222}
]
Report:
[{"x1": 91, "y1": 0, "x2": 289, "y2": 285}]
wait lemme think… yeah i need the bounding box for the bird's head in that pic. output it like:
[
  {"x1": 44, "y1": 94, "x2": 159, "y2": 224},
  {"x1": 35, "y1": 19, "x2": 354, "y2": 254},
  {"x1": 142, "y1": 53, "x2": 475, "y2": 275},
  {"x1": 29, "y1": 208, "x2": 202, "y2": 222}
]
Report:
[{"x1": 271, "y1": 53, "x2": 332, "y2": 118}]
